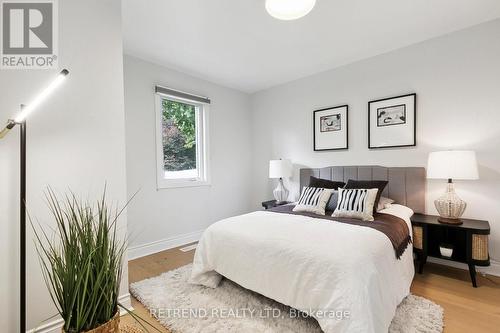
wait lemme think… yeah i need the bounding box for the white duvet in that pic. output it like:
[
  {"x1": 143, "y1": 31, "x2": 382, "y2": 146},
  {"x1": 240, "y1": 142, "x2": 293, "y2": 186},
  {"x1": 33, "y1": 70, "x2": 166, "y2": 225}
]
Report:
[{"x1": 189, "y1": 204, "x2": 415, "y2": 333}]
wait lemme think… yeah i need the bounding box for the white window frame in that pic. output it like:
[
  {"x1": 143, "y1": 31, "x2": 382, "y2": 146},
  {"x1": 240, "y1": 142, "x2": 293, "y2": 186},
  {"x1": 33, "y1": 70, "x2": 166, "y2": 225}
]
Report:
[{"x1": 155, "y1": 92, "x2": 210, "y2": 189}]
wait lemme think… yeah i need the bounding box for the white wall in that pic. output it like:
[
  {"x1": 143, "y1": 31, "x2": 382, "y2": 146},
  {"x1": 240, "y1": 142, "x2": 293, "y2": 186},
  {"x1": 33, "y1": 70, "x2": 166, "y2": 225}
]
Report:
[
  {"x1": 0, "y1": 0, "x2": 129, "y2": 331},
  {"x1": 251, "y1": 20, "x2": 500, "y2": 265},
  {"x1": 123, "y1": 55, "x2": 253, "y2": 256}
]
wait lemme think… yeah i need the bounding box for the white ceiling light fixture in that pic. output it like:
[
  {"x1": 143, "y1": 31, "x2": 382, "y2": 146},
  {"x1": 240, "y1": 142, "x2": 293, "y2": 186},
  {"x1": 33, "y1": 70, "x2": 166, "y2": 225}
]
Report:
[{"x1": 265, "y1": 0, "x2": 316, "y2": 20}]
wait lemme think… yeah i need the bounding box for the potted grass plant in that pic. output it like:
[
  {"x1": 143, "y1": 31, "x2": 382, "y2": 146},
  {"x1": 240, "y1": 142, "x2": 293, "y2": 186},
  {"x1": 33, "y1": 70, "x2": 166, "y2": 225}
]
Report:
[{"x1": 31, "y1": 188, "x2": 151, "y2": 333}]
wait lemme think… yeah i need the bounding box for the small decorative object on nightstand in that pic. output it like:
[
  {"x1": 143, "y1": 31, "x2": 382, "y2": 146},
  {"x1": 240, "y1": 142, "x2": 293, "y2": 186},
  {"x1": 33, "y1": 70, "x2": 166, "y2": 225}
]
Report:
[
  {"x1": 439, "y1": 244, "x2": 453, "y2": 258},
  {"x1": 262, "y1": 200, "x2": 290, "y2": 210},
  {"x1": 269, "y1": 159, "x2": 292, "y2": 204},
  {"x1": 427, "y1": 151, "x2": 479, "y2": 225},
  {"x1": 411, "y1": 213, "x2": 490, "y2": 287}
]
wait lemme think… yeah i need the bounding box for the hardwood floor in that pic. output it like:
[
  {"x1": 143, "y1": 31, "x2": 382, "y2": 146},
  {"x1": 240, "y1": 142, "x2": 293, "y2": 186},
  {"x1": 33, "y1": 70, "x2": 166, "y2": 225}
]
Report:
[
  {"x1": 411, "y1": 263, "x2": 500, "y2": 332},
  {"x1": 121, "y1": 246, "x2": 196, "y2": 333},
  {"x1": 122, "y1": 245, "x2": 500, "y2": 333}
]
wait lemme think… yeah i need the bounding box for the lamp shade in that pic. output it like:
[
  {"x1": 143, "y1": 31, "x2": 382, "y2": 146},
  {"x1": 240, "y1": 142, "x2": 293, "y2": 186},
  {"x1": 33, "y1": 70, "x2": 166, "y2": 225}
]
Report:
[
  {"x1": 427, "y1": 151, "x2": 479, "y2": 180},
  {"x1": 269, "y1": 159, "x2": 292, "y2": 179}
]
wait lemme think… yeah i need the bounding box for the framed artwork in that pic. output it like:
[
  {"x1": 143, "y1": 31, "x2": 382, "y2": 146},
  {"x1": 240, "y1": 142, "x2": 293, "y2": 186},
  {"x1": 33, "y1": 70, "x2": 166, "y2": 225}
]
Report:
[
  {"x1": 313, "y1": 105, "x2": 348, "y2": 151},
  {"x1": 368, "y1": 93, "x2": 416, "y2": 149}
]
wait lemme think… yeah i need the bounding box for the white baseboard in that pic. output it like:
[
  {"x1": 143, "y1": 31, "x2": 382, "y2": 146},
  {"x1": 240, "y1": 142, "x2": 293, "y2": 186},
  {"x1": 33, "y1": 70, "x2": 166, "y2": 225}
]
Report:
[
  {"x1": 27, "y1": 318, "x2": 63, "y2": 333},
  {"x1": 27, "y1": 293, "x2": 133, "y2": 333},
  {"x1": 127, "y1": 229, "x2": 204, "y2": 260},
  {"x1": 428, "y1": 257, "x2": 500, "y2": 277},
  {"x1": 119, "y1": 293, "x2": 134, "y2": 314}
]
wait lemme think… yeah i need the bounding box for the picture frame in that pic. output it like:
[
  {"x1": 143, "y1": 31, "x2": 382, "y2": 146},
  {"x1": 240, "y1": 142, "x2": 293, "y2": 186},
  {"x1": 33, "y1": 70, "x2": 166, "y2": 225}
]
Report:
[
  {"x1": 368, "y1": 93, "x2": 416, "y2": 149},
  {"x1": 313, "y1": 105, "x2": 348, "y2": 151}
]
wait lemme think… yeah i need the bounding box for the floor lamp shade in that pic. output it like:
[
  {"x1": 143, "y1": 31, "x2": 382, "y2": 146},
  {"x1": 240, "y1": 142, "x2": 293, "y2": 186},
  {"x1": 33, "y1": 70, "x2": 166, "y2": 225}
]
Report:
[
  {"x1": 269, "y1": 159, "x2": 292, "y2": 204},
  {"x1": 427, "y1": 151, "x2": 479, "y2": 224}
]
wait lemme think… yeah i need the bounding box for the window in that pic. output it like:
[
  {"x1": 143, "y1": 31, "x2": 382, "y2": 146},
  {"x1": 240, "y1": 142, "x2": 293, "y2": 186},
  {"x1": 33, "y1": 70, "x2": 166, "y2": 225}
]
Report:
[{"x1": 155, "y1": 86, "x2": 209, "y2": 189}]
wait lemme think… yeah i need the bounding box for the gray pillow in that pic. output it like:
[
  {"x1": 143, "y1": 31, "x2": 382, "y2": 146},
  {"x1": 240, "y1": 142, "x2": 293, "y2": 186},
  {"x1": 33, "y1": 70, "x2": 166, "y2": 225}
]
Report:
[{"x1": 326, "y1": 190, "x2": 339, "y2": 212}]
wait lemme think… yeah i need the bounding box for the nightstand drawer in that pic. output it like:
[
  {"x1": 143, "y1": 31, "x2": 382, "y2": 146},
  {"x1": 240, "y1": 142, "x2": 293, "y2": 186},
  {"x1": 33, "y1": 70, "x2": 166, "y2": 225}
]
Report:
[
  {"x1": 472, "y1": 234, "x2": 489, "y2": 261},
  {"x1": 412, "y1": 226, "x2": 423, "y2": 250}
]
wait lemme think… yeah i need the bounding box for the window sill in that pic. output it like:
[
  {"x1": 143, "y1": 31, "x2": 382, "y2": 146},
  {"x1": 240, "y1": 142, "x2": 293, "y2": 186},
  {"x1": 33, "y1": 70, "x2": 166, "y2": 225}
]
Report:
[{"x1": 157, "y1": 180, "x2": 211, "y2": 190}]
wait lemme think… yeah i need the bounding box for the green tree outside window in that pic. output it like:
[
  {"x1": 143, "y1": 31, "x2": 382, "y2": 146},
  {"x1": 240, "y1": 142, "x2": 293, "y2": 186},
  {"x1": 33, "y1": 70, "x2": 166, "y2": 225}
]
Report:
[{"x1": 162, "y1": 99, "x2": 197, "y2": 171}]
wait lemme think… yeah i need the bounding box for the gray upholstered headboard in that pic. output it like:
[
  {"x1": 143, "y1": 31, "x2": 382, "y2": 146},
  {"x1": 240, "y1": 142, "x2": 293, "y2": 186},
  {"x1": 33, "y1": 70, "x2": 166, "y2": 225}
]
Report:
[{"x1": 300, "y1": 166, "x2": 426, "y2": 214}]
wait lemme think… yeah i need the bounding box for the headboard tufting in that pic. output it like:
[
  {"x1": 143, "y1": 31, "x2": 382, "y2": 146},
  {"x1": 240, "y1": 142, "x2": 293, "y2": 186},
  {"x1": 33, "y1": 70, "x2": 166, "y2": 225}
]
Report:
[{"x1": 299, "y1": 166, "x2": 426, "y2": 214}]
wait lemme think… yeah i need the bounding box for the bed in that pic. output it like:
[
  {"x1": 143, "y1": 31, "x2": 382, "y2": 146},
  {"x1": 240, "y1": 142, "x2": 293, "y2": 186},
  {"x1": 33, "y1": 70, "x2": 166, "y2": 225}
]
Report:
[{"x1": 190, "y1": 166, "x2": 426, "y2": 333}]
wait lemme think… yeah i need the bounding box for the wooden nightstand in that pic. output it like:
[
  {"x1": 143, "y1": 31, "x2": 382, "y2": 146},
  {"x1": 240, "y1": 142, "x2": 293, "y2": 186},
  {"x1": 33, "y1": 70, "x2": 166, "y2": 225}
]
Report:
[
  {"x1": 411, "y1": 213, "x2": 490, "y2": 287},
  {"x1": 261, "y1": 200, "x2": 290, "y2": 210}
]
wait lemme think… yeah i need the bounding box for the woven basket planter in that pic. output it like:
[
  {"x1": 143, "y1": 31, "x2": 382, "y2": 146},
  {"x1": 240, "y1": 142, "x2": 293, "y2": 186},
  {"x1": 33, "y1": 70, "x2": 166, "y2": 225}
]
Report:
[
  {"x1": 120, "y1": 325, "x2": 145, "y2": 333},
  {"x1": 62, "y1": 312, "x2": 120, "y2": 333}
]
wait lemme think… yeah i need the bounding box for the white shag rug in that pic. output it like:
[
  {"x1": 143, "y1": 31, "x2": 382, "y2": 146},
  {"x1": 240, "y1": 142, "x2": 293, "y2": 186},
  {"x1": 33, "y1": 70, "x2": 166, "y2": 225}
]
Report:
[{"x1": 130, "y1": 265, "x2": 443, "y2": 333}]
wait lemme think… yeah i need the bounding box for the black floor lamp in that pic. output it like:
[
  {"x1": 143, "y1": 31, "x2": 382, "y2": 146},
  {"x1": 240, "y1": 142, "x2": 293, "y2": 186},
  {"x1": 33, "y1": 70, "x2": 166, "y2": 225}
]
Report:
[{"x1": 0, "y1": 69, "x2": 69, "y2": 333}]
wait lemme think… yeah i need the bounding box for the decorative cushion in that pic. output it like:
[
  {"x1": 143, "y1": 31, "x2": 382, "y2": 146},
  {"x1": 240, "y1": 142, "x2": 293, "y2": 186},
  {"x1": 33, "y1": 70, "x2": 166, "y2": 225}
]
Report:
[
  {"x1": 332, "y1": 188, "x2": 379, "y2": 221},
  {"x1": 344, "y1": 180, "x2": 388, "y2": 215},
  {"x1": 308, "y1": 177, "x2": 344, "y2": 212},
  {"x1": 377, "y1": 196, "x2": 395, "y2": 212},
  {"x1": 325, "y1": 190, "x2": 339, "y2": 212},
  {"x1": 293, "y1": 187, "x2": 334, "y2": 215},
  {"x1": 308, "y1": 176, "x2": 345, "y2": 190}
]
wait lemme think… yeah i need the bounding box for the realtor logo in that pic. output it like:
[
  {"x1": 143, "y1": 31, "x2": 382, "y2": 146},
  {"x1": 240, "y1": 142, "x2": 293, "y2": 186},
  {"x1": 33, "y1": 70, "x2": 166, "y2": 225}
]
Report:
[{"x1": 1, "y1": 0, "x2": 58, "y2": 69}]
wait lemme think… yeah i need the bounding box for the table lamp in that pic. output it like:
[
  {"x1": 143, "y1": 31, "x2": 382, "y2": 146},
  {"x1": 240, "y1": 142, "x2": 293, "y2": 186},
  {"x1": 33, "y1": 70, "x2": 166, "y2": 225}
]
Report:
[
  {"x1": 427, "y1": 151, "x2": 479, "y2": 225},
  {"x1": 269, "y1": 159, "x2": 292, "y2": 204}
]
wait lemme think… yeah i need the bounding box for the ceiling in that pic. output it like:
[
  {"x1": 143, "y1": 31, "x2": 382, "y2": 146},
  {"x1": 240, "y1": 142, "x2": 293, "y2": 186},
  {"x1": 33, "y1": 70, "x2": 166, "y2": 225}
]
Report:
[{"x1": 122, "y1": 0, "x2": 500, "y2": 93}]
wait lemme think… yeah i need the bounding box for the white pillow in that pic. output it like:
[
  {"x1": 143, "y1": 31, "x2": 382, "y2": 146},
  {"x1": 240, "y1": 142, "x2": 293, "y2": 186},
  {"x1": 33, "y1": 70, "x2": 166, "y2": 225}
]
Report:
[
  {"x1": 332, "y1": 188, "x2": 379, "y2": 221},
  {"x1": 377, "y1": 196, "x2": 395, "y2": 212},
  {"x1": 379, "y1": 204, "x2": 414, "y2": 220},
  {"x1": 293, "y1": 187, "x2": 334, "y2": 215}
]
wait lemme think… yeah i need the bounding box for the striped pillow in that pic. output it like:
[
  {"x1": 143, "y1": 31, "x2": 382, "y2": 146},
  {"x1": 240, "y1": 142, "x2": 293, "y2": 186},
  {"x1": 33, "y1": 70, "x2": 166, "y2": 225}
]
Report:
[
  {"x1": 293, "y1": 187, "x2": 334, "y2": 215},
  {"x1": 331, "y1": 188, "x2": 379, "y2": 221}
]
